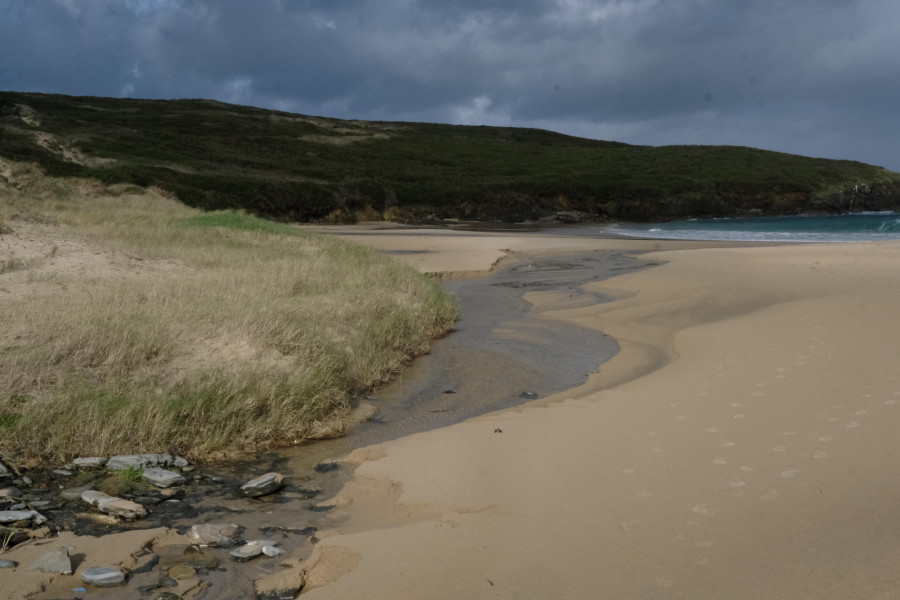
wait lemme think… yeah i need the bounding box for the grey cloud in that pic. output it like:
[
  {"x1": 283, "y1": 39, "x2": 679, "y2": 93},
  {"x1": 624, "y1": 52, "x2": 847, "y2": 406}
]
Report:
[{"x1": 1, "y1": 0, "x2": 898, "y2": 170}]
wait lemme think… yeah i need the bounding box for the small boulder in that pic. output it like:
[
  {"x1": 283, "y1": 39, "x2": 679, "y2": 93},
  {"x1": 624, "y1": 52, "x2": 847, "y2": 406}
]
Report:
[
  {"x1": 27, "y1": 547, "x2": 72, "y2": 574},
  {"x1": 0, "y1": 509, "x2": 46, "y2": 525},
  {"x1": 81, "y1": 566, "x2": 127, "y2": 587},
  {"x1": 239, "y1": 472, "x2": 284, "y2": 498},
  {"x1": 0, "y1": 559, "x2": 17, "y2": 569},
  {"x1": 81, "y1": 490, "x2": 147, "y2": 520},
  {"x1": 73, "y1": 457, "x2": 108, "y2": 468},
  {"x1": 142, "y1": 467, "x2": 186, "y2": 488}
]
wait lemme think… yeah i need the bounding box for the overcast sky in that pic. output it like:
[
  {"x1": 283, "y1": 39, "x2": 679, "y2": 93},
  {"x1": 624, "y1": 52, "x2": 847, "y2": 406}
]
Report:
[{"x1": 2, "y1": 0, "x2": 898, "y2": 170}]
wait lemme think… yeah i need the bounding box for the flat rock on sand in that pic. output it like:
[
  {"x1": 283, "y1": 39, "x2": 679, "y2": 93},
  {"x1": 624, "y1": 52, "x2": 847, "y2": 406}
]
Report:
[{"x1": 1, "y1": 528, "x2": 177, "y2": 600}]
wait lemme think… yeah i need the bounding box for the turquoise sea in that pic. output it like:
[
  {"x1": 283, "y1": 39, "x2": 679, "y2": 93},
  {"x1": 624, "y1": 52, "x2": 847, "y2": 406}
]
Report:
[{"x1": 607, "y1": 212, "x2": 900, "y2": 243}]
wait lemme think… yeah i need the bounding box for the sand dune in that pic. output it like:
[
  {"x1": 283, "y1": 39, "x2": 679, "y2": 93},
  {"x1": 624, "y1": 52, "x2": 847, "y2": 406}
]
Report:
[{"x1": 292, "y1": 233, "x2": 900, "y2": 599}]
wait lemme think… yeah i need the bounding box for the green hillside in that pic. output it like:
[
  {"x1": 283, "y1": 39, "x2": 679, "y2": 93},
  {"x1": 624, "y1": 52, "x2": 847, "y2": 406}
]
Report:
[{"x1": 2, "y1": 91, "x2": 899, "y2": 222}]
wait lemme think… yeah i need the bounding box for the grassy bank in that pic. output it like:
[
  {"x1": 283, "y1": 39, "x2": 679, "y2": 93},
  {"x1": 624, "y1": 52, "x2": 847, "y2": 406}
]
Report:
[{"x1": 0, "y1": 161, "x2": 458, "y2": 462}]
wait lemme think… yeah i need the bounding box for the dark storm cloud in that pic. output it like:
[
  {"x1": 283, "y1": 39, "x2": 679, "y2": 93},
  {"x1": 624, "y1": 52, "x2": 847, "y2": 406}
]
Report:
[{"x1": 1, "y1": 0, "x2": 898, "y2": 169}]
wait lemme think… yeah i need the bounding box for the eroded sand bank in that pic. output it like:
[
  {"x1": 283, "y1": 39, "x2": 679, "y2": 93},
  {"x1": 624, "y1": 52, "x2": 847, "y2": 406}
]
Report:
[{"x1": 286, "y1": 229, "x2": 900, "y2": 599}]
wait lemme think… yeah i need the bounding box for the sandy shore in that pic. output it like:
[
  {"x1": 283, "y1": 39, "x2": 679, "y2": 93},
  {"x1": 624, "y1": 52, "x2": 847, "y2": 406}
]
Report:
[{"x1": 279, "y1": 228, "x2": 900, "y2": 599}]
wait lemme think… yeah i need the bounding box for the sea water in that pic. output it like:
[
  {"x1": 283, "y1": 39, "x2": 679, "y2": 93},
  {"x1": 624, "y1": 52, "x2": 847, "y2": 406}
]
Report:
[{"x1": 607, "y1": 212, "x2": 900, "y2": 243}]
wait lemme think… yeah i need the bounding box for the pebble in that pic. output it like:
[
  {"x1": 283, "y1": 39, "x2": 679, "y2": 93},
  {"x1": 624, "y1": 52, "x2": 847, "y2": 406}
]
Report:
[
  {"x1": 26, "y1": 547, "x2": 72, "y2": 574},
  {"x1": 0, "y1": 559, "x2": 17, "y2": 569},
  {"x1": 81, "y1": 566, "x2": 127, "y2": 587},
  {"x1": 173, "y1": 456, "x2": 190, "y2": 468},
  {"x1": 239, "y1": 472, "x2": 284, "y2": 498},
  {"x1": 52, "y1": 469, "x2": 73, "y2": 477},
  {"x1": 154, "y1": 593, "x2": 182, "y2": 600},
  {"x1": 0, "y1": 461, "x2": 9, "y2": 478}
]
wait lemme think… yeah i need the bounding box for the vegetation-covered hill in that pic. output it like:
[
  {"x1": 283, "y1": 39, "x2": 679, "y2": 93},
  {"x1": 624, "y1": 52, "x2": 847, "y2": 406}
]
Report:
[{"x1": 2, "y1": 91, "x2": 899, "y2": 223}]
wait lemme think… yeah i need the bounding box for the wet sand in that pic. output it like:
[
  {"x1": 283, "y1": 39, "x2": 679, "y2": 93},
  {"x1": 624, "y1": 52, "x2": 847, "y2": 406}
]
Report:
[{"x1": 281, "y1": 230, "x2": 900, "y2": 600}]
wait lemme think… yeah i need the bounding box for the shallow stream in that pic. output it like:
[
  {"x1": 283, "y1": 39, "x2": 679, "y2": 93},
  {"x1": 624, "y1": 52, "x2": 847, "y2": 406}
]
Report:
[{"x1": 31, "y1": 248, "x2": 659, "y2": 599}]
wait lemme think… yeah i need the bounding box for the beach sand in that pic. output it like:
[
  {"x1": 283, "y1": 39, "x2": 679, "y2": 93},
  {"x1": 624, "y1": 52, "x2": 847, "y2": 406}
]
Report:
[{"x1": 274, "y1": 229, "x2": 900, "y2": 599}]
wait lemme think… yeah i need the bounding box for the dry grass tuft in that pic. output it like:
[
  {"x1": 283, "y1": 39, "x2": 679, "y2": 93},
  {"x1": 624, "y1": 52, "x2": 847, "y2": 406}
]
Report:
[{"x1": 0, "y1": 162, "x2": 457, "y2": 462}]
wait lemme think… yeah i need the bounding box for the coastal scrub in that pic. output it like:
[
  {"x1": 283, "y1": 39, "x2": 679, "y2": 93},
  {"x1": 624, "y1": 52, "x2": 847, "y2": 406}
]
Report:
[{"x1": 0, "y1": 162, "x2": 458, "y2": 461}]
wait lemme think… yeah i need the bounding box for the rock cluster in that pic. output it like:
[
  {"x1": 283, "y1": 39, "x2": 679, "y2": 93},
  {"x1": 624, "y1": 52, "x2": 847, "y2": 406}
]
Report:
[{"x1": 0, "y1": 452, "x2": 312, "y2": 598}]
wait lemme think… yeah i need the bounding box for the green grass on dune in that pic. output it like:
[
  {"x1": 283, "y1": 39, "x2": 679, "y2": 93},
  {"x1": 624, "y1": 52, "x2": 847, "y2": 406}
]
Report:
[{"x1": 0, "y1": 164, "x2": 457, "y2": 462}]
